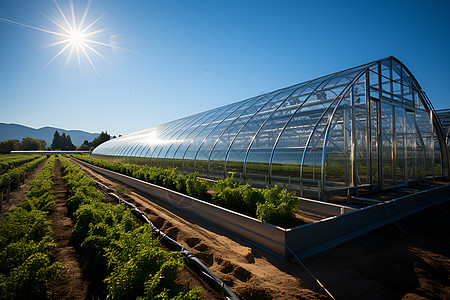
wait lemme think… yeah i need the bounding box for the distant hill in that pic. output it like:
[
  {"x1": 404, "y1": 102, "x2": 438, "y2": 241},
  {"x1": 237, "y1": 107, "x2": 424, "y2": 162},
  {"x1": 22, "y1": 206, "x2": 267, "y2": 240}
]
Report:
[{"x1": 0, "y1": 123, "x2": 100, "y2": 147}]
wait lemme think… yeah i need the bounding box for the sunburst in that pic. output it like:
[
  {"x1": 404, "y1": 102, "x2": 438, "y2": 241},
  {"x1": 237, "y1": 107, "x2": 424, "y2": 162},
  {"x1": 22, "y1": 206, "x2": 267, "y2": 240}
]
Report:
[{"x1": 0, "y1": 0, "x2": 135, "y2": 77}]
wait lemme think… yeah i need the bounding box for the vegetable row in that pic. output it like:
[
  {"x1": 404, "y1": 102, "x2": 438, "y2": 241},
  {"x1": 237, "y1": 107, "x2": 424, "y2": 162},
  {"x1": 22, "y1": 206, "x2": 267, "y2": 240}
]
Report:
[
  {"x1": 73, "y1": 155, "x2": 301, "y2": 228},
  {"x1": 0, "y1": 156, "x2": 61, "y2": 299},
  {"x1": 0, "y1": 154, "x2": 42, "y2": 175},
  {"x1": 0, "y1": 156, "x2": 46, "y2": 192},
  {"x1": 59, "y1": 156, "x2": 201, "y2": 299}
]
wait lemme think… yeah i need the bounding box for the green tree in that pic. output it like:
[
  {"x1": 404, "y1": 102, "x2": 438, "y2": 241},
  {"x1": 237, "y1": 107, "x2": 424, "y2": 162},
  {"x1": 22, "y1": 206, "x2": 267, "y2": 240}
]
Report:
[
  {"x1": 90, "y1": 131, "x2": 111, "y2": 148},
  {"x1": 51, "y1": 130, "x2": 62, "y2": 150},
  {"x1": 83, "y1": 131, "x2": 111, "y2": 149},
  {"x1": 37, "y1": 139, "x2": 47, "y2": 149},
  {"x1": 66, "y1": 135, "x2": 76, "y2": 150},
  {"x1": 51, "y1": 130, "x2": 76, "y2": 150},
  {"x1": 78, "y1": 144, "x2": 90, "y2": 151},
  {"x1": 20, "y1": 137, "x2": 41, "y2": 150},
  {"x1": 0, "y1": 139, "x2": 20, "y2": 154}
]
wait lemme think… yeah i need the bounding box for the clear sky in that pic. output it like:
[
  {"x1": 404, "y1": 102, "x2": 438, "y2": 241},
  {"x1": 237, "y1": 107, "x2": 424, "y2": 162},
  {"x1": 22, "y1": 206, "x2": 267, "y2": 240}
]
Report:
[{"x1": 0, "y1": 0, "x2": 449, "y2": 136}]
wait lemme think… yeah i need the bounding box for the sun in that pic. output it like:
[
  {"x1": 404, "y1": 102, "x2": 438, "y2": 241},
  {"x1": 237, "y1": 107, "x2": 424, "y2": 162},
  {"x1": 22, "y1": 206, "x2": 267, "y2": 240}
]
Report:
[
  {"x1": 0, "y1": 0, "x2": 136, "y2": 77},
  {"x1": 68, "y1": 30, "x2": 86, "y2": 47}
]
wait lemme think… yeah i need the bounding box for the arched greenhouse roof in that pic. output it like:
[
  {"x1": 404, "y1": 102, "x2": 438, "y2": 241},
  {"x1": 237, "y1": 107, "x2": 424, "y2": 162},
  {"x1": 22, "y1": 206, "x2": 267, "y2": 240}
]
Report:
[{"x1": 93, "y1": 57, "x2": 449, "y2": 199}]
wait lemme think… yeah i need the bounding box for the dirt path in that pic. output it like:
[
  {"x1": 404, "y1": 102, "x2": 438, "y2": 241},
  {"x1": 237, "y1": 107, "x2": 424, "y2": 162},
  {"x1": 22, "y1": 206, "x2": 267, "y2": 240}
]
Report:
[
  {"x1": 48, "y1": 158, "x2": 89, "y2": 300},
  {"x1": 72, "y1": 159, "x2": 326, "y2": 299},
  {"x1": 74, "y1": 159, "x2": 450, "y2": 300},
  {"x1": 1, "y1": 159, "x2": 46, "y2": 212}
]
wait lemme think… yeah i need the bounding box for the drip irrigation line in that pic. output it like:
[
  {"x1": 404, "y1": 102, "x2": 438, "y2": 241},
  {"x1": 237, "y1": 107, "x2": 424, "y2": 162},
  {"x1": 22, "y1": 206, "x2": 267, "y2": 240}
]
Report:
[
  {"x1": 285, "y1": 245, "x2": 336, "y2": 300},
  {"x1": 95, "y1": 181, "x2": 240, "y2": 300}
]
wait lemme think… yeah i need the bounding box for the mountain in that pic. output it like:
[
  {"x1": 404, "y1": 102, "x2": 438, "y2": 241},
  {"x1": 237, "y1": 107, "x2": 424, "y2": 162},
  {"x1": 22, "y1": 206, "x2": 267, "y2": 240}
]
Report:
[{"x1": 0, "y1": 123, "x2": 100, "y2": 147}]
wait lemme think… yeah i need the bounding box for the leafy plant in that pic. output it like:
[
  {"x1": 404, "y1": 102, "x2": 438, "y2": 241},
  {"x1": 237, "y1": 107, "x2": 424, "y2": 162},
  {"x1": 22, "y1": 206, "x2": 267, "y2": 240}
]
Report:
[{"x1": 59, "y1": 156, "x2": 201, "y2": 299}]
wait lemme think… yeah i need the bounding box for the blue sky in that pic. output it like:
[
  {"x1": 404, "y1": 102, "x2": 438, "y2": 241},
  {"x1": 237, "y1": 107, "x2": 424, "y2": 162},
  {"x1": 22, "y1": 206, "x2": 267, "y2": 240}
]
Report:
[{"x1": 0, "y1": 0, "x2": 449, "y2": 136}]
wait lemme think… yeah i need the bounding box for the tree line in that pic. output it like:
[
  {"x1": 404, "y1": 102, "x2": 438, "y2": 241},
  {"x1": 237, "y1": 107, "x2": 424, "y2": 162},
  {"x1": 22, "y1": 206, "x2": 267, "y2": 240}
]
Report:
[
  {"x1": 0, "y1": 130, "x2": 111, "y2": 153},
  {"x1": 0, "y1": 137, "x2": 47, "y2": 153}
]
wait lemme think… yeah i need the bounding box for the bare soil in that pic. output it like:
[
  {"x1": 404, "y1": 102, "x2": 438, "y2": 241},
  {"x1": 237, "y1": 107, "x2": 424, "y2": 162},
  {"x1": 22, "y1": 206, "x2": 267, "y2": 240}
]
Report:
[
  {"x1": 74, "y1": 159, "x2": 450, "y2": 300},
  {"x1": 48, "y1": 158, "x2": 89, "y2": 299}
]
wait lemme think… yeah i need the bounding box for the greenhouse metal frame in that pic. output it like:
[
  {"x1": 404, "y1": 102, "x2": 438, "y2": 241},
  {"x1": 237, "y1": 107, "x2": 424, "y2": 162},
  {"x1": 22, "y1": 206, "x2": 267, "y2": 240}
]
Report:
[
  {"x1": 93, "y1": 57, "x2": 449, "y2": 200},
  {"x1": 437, "y1": 109, "x2": 450, "y2": 148}
]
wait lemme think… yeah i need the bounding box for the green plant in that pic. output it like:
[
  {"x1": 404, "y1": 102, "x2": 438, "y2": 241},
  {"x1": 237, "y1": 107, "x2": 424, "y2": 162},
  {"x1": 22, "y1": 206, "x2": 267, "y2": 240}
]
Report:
[
  {"x1": 256, "y1": 186, "x2": 299, "y2": 226},
  {"x1": 114, "y1": 185, "x2": 129, "y2": 196},
  {"x1": 72, "y1": 155, "x2": 302, "y2": 228},
  {"x1": 58, "y1": 156, "x2": 201, "y2": 299}
]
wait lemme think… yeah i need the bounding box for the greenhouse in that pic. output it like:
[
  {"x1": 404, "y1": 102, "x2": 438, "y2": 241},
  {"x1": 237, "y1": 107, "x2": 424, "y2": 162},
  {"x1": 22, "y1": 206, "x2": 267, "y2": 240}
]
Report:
[
  {"x1": 437, "y1": 109, "x2": 450, "y2": 148},
  {"x1": 92, "y1": 57, "x2": 449, "y2": 200}
]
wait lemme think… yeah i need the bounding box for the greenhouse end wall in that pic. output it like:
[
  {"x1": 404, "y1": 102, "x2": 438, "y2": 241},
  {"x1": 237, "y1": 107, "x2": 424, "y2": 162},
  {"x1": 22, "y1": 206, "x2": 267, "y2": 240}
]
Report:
[{"x1": 92, "y1": 57, "x2": 449, "y2": 200}]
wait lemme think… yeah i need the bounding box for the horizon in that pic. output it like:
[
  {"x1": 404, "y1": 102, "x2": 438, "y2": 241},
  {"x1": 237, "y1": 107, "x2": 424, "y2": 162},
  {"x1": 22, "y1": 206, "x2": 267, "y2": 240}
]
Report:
[
  {"x1": 1, "y1": 0, "x2": 449, "y2": 137},
  {"x1": 1, "y1": 122, "x2": 100, "y2": 134}
]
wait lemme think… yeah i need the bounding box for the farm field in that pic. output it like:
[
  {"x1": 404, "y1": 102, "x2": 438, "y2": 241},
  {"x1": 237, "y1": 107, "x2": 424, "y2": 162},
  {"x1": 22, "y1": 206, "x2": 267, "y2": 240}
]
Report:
[
  {"x1": 0, "y1": 153, "x2": 449, "y2": 299},
  {"x1": 0, "y1": 155, "x2": 216, "y2": 299},
  {"x1": 72, "y1": 157, "x2": 450, "y2": 299}
]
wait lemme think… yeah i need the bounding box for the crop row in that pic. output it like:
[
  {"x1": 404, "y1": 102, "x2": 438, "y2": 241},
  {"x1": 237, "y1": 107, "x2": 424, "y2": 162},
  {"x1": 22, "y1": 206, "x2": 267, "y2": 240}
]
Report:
[
  {"x1": 59, "y1": 156, "x2": 201, "y2": 299},
  {"x1": 0, "y1": 156, "x2": 61, "y2": 299},
  {"x1": 0, "y1": 156, "x2": 46, "y2": 193},
  {"x1": 73, "y1": 155, "x2": 301, "y2": 228},
  {"x1": 0, "y1": 154, "x2": 42, "y2": 175}
]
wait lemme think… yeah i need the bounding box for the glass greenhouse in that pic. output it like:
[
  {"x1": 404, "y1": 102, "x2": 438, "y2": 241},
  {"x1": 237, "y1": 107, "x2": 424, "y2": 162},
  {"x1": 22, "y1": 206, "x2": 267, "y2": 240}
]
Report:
[
  {"x1": 92, "y1": 57, "x2": 449, "y2": 199},
  {"x1": 437, "y1": 109, "x2": 450, "y2": 148}
]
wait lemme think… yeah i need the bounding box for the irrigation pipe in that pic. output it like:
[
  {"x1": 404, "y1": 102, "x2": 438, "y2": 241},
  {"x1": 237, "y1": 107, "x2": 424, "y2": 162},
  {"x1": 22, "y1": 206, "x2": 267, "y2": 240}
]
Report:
[
  {"x1": 285, "y1": 245, "x2": 336, "y2": 300},
  {"x1": 95, "y1": 181, "x2": 240, "y2": 300}
]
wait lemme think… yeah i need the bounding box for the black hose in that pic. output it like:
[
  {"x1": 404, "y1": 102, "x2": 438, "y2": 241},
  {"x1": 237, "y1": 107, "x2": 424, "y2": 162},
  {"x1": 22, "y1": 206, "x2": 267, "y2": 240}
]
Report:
[{"x1": 97, "y1": 182, "x2": 239, "y2": 300}]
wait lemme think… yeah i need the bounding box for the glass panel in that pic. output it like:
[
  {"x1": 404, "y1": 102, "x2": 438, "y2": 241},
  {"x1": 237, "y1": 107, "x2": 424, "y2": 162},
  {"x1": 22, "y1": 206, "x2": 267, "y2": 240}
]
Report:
[
  {"x1": 414, "y1": 90, "x2": 422, "y2": 108},
  {"x1": 395, "y1": 107, "x2": 406, "y2": 184},
  {"x1": 172, "y1": 106, "x2": 230, "y2": 170},
  {"x1": 381, "y1": 76, "x2": 391, "y2": 94},
  {"x1": 208, "y1": 90, "x2": 279, "y2": 179},
  {"x1": 415, "y1": 110, "x2": 431, "y2": 177},
  {"x1": 370, "y1": 87, "x2": 379, "y2": 99},
  {"x1": 369, "y1": 63, "x2": 379, "y2": 73},
  {"x1": 225, "y1": 86, "x2": 299, "y2": 181},
  {"x1": 324, "y1": 92, "x2": 351, "y2": 190},
  {"x1": 270, "y1": 67, "x2": 366, "y2": 197},
  {"x1": 155, "y1": 112, "x2": 209, "y2": 167},
  {"x1": 143, "y1": 120, "x2": 188, "y2": 159},
  {"x1": 245, "y1": 84, "x2": 313, "y2": 185},
  {"x1": 147, "y1": 116, "x2": 197, "y2": 165},
  {"x1": 381, "y1": 102, "x2": 394, "y2": 186},
  {"x1": 406, "y1": 111, "x2": 417, "y2": 179},
  {"x1": 182, "y1": 103, "x2": 240, "y2": 174},
  {"x1": 195, "y1": 95, "x2": 265, "y2": 178},
  {"x1": 354, "y1": 79, "x2": 368, "y2": 185},
  {"x1": 403, "y1": 84, "x2": 413, "y2": 104},
  {"x1": 269, "y1": 87, "x2": 321, "y2": 189},
  {"x1": 402, "y1": 67, "x2": 412, "y2": 87},
  {"x1": 165, "y1": 110, "x2": 217, "y2": 168},
  {"x1": 381, "y1": 59, "x2": 391, "y2": 79},
  {"x1": 393, "y1": 81, "x2": 401, "y2": 97},
  {"x1": 370, "y1": 99, "x2": 379, "y2": 185},
  {"x1": 392, "y1": 60, "x2": 402, "y2": 81},
  {"x1": 119, "y1": 142, "x2": 131, "y2": 157},
  {"x1": 369, "y1": 70, "x2": 379, "y2": 88},
  {"x1": 434, "y1": 129, "x2": 443, "y2": 176}
]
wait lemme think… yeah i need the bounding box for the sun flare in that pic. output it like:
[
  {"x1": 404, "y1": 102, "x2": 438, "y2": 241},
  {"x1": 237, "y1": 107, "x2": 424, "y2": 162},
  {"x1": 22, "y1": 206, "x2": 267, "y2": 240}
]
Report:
[{"x1": 0, "y1": 0, "x2": 136, "y2": 77}]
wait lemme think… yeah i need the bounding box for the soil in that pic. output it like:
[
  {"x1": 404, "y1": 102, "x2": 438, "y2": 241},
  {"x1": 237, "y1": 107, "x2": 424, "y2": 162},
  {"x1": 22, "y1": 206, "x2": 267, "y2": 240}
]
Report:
[
  {"x1": 304, "y1": 200, "x2": 450, "y2": 299},
  {"x1": 73, "y1": 159, "x2": 450, "y2": 300},
  {"x1": 48, "y1": 158, "x2": 89, "y2": 299}
]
